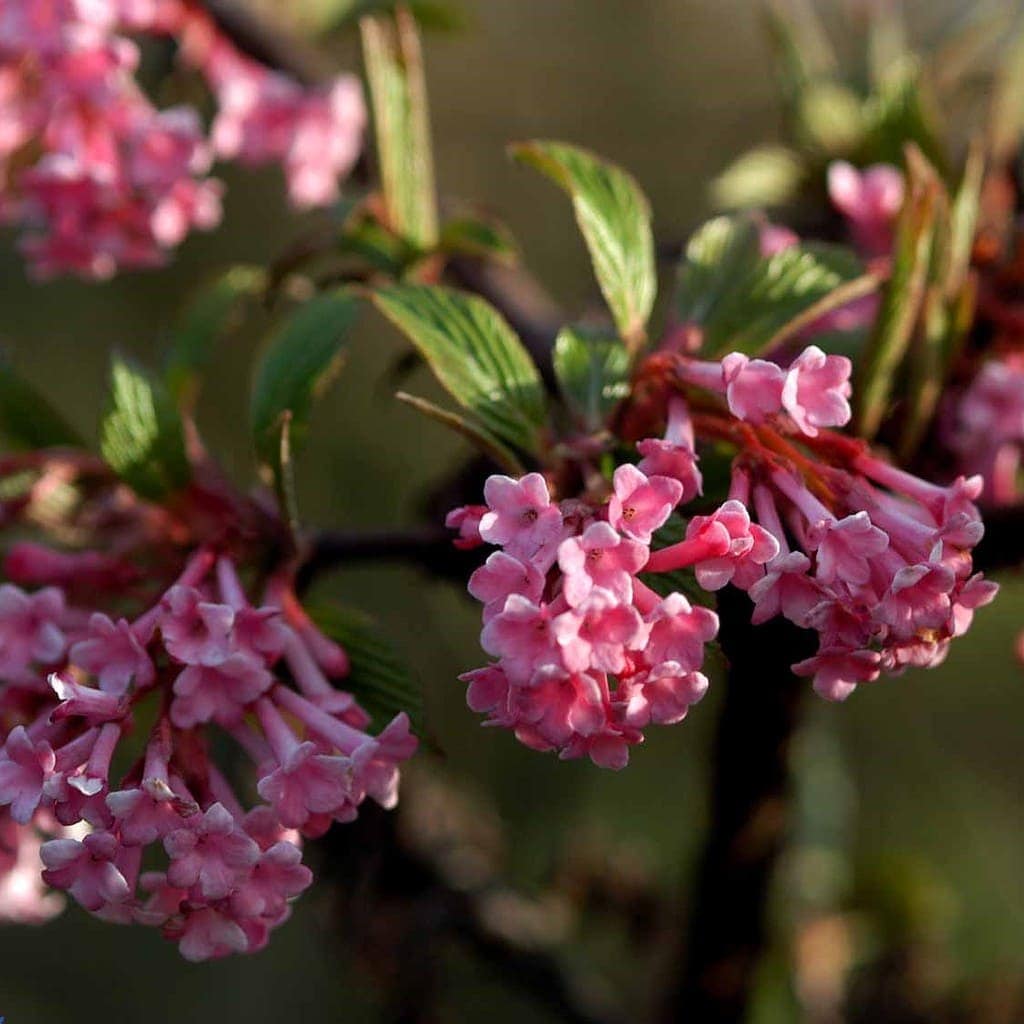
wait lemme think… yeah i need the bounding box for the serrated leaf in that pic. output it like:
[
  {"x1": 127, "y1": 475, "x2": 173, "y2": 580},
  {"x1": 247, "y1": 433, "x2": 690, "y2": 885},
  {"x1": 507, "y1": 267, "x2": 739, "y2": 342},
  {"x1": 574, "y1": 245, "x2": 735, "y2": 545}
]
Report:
[
  {"x1": 510, "y1": 140, "x2": 655, "y2": 349},
  {"x1": 854, "y1": 164, "x2": 940, "y2": 439},
  {"x1": 439, "y1": 211, "x2": 518, "y2": 265},
  {"x1": 166, "y1": 265, "x2": 266, "y2": 406},
  {"x1": 552, "y1": 326, "x2": 630, "y2": 431},
  {"x1": 0, "y1": 354, "x2": 83, "y2": 450},
  {"x1": 251, "y1": 289, "x2": 358, "y2": 491},
  {"x1": 99, "y1": 357, "x2": 190, "y2": 500},
  {"x1": 395, "y1": 391, "x2": 524, "y2": 473},
  {"x1": 711, "y1": 146, "x2": 806, "y2": 210},
  {"x1": 675, "y1": 215, "x2": 865, "y2": 356},
  {"x1": 308, "y1": 603, "x2": 425, "y2": 735},
  {"x1": 360, "y1": 8, "x2": 438, "y2": 249},
  {"x1": 372, "y1": 284, "x2": 547, "y2": 453}
]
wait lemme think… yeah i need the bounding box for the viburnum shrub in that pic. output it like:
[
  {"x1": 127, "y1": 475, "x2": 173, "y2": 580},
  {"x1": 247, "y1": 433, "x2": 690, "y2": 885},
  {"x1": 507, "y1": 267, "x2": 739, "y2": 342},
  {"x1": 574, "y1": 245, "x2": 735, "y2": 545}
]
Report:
[{"x1": 0, "y1": 1, "x2": 1019, "y2": 1012}]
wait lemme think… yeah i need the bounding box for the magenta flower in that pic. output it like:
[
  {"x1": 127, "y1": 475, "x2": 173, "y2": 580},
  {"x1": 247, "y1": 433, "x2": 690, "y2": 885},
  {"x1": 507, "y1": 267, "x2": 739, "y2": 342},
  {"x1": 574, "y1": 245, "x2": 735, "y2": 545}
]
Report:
[
  {"x1": 827, "y1": 161, "x2": 903, "y2": 258},
  {"x1": 557, "y1": 522, "x2": 647, "y2": 607},
  {"x1": 69, "y1": 613, "x2": 155, "y2": 695},
  {"x1": 230, "y1": 841, "x2": 312, "y2": 920},
  {"x1": 781, "y1": 345, "x2": 853, "y2": 436},
  {"x1": 0, "y1": 584, "x2": 66, "y2": 680},
  {"x1": 40, "y1": 831, "x2": 131, "y2": 912},
  {"x1": 607, "y1": 464, "x2": 683, "y2": 543},
  {"x1": 879, "y1": 562, "x2": 957, "y2": 640},
  {"x1": 812, "y1": 512, "x2": 890, "y2": 587},
  {"x1": 0, "y1": 726, "x2": 56, "y2": 824},
  {"x1": 170, "y1": 654, "x2": 273, "y2": 728},
  {"x1": 160, "y1": 586, "x2": 238, "y2": 666},
  {"x1": 164, "y1": 802, "x2": 260, "y2": 901}
]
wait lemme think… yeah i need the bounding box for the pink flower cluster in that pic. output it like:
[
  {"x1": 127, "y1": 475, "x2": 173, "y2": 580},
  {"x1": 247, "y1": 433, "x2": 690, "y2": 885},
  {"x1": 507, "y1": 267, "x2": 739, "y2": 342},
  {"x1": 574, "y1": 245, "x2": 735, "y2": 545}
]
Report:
[
  {"x1": 947, "y1": 355, "x2": 1024, "y2": 505},
  {"x1": 0, "y1": 0, "x2": 364, "y2": 278},
  {"x1": 450, "y1": 341, "x2": 995, "y2": 764},
  {"x1": 827, "y1": 161, "x2": 904, "y2": 259},
  {"x1": 0, "y1": 547, "x2": 415, "y2": 958},
  {"x1": 450, "y1": 459, "x2": 718, "y2": 770}
]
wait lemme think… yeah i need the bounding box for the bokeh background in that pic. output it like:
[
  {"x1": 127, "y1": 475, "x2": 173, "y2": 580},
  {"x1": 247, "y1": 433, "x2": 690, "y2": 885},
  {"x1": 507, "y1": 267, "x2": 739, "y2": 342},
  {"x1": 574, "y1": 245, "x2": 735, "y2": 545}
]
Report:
[{"x1": 1, "y1": 1, "x2": 1022, "y2": 1021}]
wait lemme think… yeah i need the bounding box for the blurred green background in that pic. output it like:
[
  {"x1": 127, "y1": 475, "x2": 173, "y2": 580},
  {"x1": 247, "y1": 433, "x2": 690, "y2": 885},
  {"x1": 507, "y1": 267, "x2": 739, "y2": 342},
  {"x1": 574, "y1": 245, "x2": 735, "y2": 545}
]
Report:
[{"x1": 1, "y1": 1, "x2": 1022, "y2": 1021}]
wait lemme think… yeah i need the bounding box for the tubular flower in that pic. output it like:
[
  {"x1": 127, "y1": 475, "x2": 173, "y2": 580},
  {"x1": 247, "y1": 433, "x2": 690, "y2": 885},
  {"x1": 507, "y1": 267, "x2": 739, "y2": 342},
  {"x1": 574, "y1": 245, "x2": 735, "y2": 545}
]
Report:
[
  {"x1": 450, "y1": 342, "x2": 994, "y2": 765},
  {"x1": 0, "y1": 455, "x2": 415, "y2": 959},
  {"x1": 0, "y1": 0, "x2": 365, "y2": 278}
]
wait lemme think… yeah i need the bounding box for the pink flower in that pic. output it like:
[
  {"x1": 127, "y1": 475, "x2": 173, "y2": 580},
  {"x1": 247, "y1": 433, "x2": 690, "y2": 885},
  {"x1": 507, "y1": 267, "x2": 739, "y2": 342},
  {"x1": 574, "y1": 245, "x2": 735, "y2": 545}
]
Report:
[
  {"x1": 49, "y1": 673, "x2": 128, "y2": 724},
  {"x1": 620, "y1": 665, "x2": 709, "y2": 728},
  {"x1": 782, "y1": 345, "x2": 852, "y2": 436},
  {"x1": 0, "y1": 583, "x2": 66, "y2": 679},
  {"x1": 160, "y1": 586, "x2": 236, "y2": 665},
  {"x1": 636, "y1": 439, "x2": 703, "y2": 504},
  {"x1": 607, "y1": 464, "x2": 683, "y2": 543},
  {"x1": 827, "y1": 161, "x2": 903, "y2": 258},
  {"x1": 164, "y1": 802, "x2": 260, "y2": 900},
  {"x1": 446, "y1": 505, "x2": 487, "y2": 550},
  {"x1": 40, "y1": 830, "x2": 131, "y2": 912},
  {"x1": 553, "y1": 589, "x2": 647, "y2": 674},
  {"x1": 811, "y1": 512, "x2": 890, "y2": 587},
  {"x1": 793, "y1": 647, "x2": 882, "y2": 702},
  {"x1": 468, "y1": 551, "x2": 545, "y2": 623},
  {"x1": 722, "y1": 353, "x2": 786, "y2": 425},
  {"x1": 172, "y1": 904, "x2": 250, "y2": 962},
  {"x1": 748, "y1": 552, "x2": 824, "y2": 626},
  {"x1": 681, "y1": 500, "x2": 778, "y2": 591},
  {"x1": 170, "y1": 654, "x2": 273, "y2": 728},
  {"x1": 459, "y1": 665, "x2": 511, "y2": 718},
  {"x1": 230, "y1": 840, "x2": 311, "y2": 920},
  {"x1": 479, "y1": 473, "x2": 563, "y2": 567},
  {"x1": 642, "y1": 593, "x2": 719, "y2": 669},
  {"x1": 879, "y1": 562, "x2": 956, "y2": 640},
  {"x1": 255, "y1": 699, "x2": 356, "y2": 829},
  {"x1": 0, "y1": 726, "x2": 56, "y2": 824},
  {"x1": 480, "y1": 596, "x2": 563, "y2": 684},
  {"x1": 68, "y1": 612, "x2": 154, "y2": 694},
  {"x1": 557, "y1": 522, "x2": 647, "y2": 607}
]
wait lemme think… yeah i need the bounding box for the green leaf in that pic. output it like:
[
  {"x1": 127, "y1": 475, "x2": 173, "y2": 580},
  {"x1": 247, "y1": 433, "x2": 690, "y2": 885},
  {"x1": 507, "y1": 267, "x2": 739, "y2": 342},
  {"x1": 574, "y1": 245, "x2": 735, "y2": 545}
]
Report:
[
  {"x1": 711, "y1": 145, "x2": 806, "y2": 210},
  {"x1": 372, "y1": 284, "x2": 547, "y2": 454},
  {"x1": 510, "y1": 140, "x2": 655, "y2": 349},
  {"x1": 99, "y1": 357, "x2": 190, "y2": 500},
  {"x1": 861, "y1": 58, "x2": 948, "y2": 177},
  {"x1": 552, "y1": 326, "x2": 630, "y2": 431},
  {"x1": 796, "y1": 80, "x2": 866, "y2": 155},
  {"x1": 854, "y1": 167, "x2": 940, "y2": 439},
  {"x1": 251, "y1": 289, "x2": 358, "y2": 492},
  {"x1": 675, "y1": 215, "x2": 865, "y2": 356},
  {"x1": 439, "y1": 210, "x2": 518, "y2": 265},
  {"x1": 988, "y1": 26, "x2": 1024, "y2": 166},
  {"x1": 0, "y1": 354, "x2": 83, "y2": 450},
  {"x1": 946, "y1": 139, "x2": 984, "y2": 295},
  {"x1": 360, "y1": 8, "x2": 439, "y2": 249},
  {"x1": 308, "y1": 603, "x2": 425, "y2": 735},
  {"x1": 333, "y1": 0, "x2": 465, "y2": 31},
  {"x1": 166, "y1": 265, "x2": 266, "y2": 406},
  {"x1": 395, "y1": 391, "x2": 524, "y2": 473}
]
